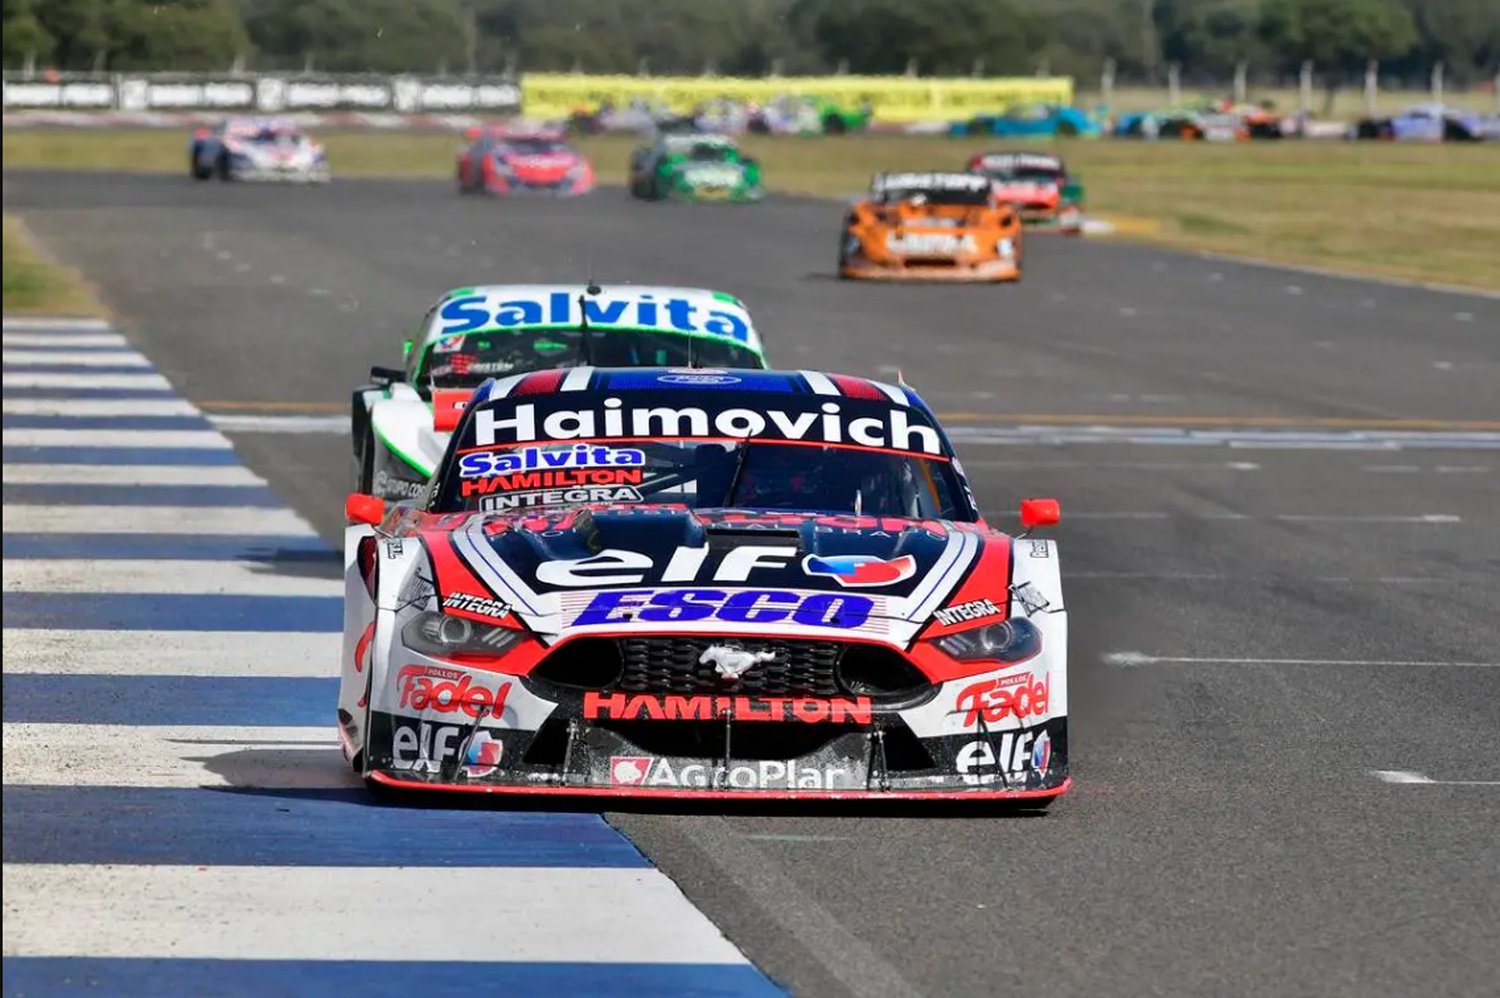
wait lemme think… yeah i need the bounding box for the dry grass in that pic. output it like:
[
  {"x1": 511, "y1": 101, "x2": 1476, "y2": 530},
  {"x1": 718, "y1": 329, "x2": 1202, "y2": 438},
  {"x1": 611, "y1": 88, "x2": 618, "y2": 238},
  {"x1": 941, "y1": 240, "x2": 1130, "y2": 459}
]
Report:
[
  {"x1": 2, "y1": 214, "x2": 106, "y2": 316},
  {"x1": 5, "y1": 129, "x2": 1497, "y2": 290}
]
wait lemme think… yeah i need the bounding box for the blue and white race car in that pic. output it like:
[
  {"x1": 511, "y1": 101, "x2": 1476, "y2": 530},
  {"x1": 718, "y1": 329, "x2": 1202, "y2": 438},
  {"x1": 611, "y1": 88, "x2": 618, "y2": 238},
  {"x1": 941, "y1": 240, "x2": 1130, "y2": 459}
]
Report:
[
  {"x1": 189, "y1": 117, "x2": 331, "y2": 183},
  {"x1": 351, "y1": 284, "x2": 772, "y2": 502}
]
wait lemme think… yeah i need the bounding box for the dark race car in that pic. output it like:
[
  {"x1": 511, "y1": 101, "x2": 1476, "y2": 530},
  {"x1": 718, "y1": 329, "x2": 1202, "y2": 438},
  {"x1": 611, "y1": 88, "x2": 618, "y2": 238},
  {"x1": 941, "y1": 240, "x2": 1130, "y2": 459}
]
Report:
[{"x1": 341, "y1": 368, "x2": 1070, "y2": 802}]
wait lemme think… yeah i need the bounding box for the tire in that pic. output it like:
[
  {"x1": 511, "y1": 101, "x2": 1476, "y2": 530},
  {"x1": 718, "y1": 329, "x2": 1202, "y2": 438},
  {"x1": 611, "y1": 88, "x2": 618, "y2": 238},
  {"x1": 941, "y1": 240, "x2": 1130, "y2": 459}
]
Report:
[
  {"x1": 1056, "y1": 119, "x2": 1079, "y2": 138},
  {"x1": 215, "y1": 152, "x2": 232, "y2": 181},
  {"x1": 189, "y1": 147, "x2": 211, "y2": 181},
  {"x1": 822, "y1": 113, "x2": 847, "y2": 136}
]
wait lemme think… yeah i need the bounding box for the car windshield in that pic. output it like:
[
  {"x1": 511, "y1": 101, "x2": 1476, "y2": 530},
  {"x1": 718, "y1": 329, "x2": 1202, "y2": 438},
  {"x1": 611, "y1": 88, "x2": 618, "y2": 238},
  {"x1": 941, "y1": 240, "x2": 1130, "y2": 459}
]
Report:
[
  {"x1": 501, "y1": 139, "x2": 569, "y2": 155},
  {"x1": 878, "y1": 186, "x2": 991, "y2": 206},
  {"x1": 417, "y1": 330, "x2": 763, "y2": 390},
  {"x1": 987, "y1": 166, "x2": 1062, "y2": 182},
  {"x1": 687, "y1": 144, "x2": 735, "y2": 162},
  {"x1": 435, "y1": 439, "x2": 969, "y2": 519},
  {"x1": 253, "y1": 129, "x2": 300, "y2": 145}
]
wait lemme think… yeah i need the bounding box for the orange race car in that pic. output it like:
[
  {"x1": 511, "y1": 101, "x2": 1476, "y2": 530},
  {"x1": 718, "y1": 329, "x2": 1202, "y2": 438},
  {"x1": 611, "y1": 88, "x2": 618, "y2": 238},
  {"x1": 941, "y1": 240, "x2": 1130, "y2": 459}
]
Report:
[{"x1": 839, "y1": 172, "x2": 1023, "y2": 282}]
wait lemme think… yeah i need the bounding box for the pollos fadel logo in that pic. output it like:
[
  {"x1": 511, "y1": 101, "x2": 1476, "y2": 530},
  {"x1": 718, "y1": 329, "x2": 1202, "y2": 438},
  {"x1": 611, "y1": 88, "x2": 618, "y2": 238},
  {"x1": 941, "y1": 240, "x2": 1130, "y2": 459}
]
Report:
[
  {"x1": 954, "y1": 672, "x2": 1049, "y2": 728},
  {"x1": 397, "y1": 665, "x2": 511, "y2": 719},
  {"x1": 802, "y1": 554, "x2": 917, "y2": 588}
]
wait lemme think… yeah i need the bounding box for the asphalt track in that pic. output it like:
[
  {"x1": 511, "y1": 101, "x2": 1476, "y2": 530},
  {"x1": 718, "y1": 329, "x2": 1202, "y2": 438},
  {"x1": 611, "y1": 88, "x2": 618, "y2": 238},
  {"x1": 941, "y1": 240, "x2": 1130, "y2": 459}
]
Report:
[{"x1": 6, "y1": 169, "x2": 1499, "y2": 998}]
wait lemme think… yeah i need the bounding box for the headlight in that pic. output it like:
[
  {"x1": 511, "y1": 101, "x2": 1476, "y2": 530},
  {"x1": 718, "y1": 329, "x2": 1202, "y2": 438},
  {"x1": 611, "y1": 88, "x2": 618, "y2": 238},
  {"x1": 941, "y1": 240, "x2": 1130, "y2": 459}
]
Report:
[
  {"x1": 996, "y1": 237, "x2": 1016, "y2": 258},
  {"x1": 936, "y1": 616, "x2": 1041, "y2": 663},
  {"x1": 402, "y1": 612, "x2": 521, "y2": 658}
]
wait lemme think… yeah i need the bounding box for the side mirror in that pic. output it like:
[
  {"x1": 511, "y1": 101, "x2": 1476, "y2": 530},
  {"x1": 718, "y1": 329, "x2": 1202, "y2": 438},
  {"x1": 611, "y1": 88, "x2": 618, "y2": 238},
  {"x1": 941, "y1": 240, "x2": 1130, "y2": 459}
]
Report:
[
  {"x1": 401, "y1": 339, "x2": 414, "y2": 359},
  {"x1": 432, "y1": 388, "x2": 471, "y2": 432},
  {"x1": 1019, "y1": 498, "x2": 1061, "y2": 530},
  {"x1": 370, "y1": 365, "x2": 406, "y2": 386},
  {"x1": 346, "y1": 493, "x2": 387, "y2": 526}
]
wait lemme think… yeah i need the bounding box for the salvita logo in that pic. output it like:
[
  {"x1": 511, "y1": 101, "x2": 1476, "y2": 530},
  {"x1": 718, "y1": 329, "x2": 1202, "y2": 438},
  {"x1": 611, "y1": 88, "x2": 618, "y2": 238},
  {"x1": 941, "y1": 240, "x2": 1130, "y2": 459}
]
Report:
[
  {"x1": 470, "y1": 399, "x2": 942, "y2": 456},
  {"x1": 609, "y1": 756, "x2": 855, "y2": 790},
  {"x1": 802, "y1": 554, "x2": 917, "y2": 588},
  {"x1": 459, "y1": 445, "x2": 645, "y2": 479},
  {"x1": 437, "y1": 289, "x2": 752, "y2": 343}
]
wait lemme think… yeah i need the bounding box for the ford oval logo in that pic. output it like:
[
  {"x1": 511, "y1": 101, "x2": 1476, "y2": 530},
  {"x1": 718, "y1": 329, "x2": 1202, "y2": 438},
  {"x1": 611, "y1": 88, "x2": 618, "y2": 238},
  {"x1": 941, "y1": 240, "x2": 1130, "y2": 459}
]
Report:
[{"x1": 658, "y1": 374, "x2": 742, "y2": 385}]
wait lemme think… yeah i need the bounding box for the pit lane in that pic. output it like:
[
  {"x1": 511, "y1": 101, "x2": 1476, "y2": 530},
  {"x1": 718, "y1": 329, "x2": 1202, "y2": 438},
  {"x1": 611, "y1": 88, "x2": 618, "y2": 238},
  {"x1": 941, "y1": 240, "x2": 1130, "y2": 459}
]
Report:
[{"x1": 5, "y1": 169, "x2": 1497, "y2": 998}]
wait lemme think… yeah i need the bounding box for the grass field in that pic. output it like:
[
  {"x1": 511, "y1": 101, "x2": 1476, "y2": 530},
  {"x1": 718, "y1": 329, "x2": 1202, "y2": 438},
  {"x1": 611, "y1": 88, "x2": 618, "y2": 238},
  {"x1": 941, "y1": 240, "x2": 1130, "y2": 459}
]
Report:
[
  {"x1": 2, "y1": 213, "x2": 105, "y2": 315},
  {"x1": 5, "y1": 129, "x2": 1498, "y2": 290},
  {"x1": 1084, "y1": 84, "x2": 1498, "y2": 117}
]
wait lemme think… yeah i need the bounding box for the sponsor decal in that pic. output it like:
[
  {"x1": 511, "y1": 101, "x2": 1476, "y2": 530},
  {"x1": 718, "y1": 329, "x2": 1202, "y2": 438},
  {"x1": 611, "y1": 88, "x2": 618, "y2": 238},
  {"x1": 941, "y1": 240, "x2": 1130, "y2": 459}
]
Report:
[
  {"x1": 462, "y1": 467, "x2": 644, "y2": 496},
  {"x1": 657, "y1": 373, "x2": 742, "y2": 386},
  {"x1": 384, "y1": 539, "x2": 404, "y2": 558},
  {"x1": 570, "y1": 588, "x2": 875, "y2": 630},
  {"x1": 1010, "y1": 581, "x2": 1052, "y2": 614},
  {"x1": 458, "y1": 444, "x2": 645, "y2": 479},
  {"x1": 885, "y1": 232, "x2": 978, "y2": 256},
  {"x1": 802, "y1": 554, "x2": 916, "y2": 588},
  {"x1": 955, "y1": 731, "x2": 1047, "y2": 786},
  {"x1": 389, "y1": 721, "x2": 505, "y2": 776},
  {"x1": 955, "y1": 673, "x2": 1050, "y2": 729},
  {"x1": 700, "y1": 643, "x2": 778, "y2": 681},
  {"x1": 441, "y1": 593, "x2": 510, "y2": 619},
  {"x1": 437, "y1": 289, "x2": 752, "y2": 343},
  {"x1": 1028, "y1": 540, "x2": 1050, "y2": 559},
  {"x1": 464, "y1": 730, "x2": 504, "y2": 778},
  {"x1": 373, "y1": 469, "x2": 426, "y2": 500},
  {"x1": 610, "y1": 756, "x2": 855, "y2": 790},
  {"x1": 875, "y1": 172, "x2": 991, "y2": 193},
  {"x1": 932, "y1": 598, "x2": 1002, "y2": 627},
  {"x1": 397, "y1": 665, "x2": 512, "y2": 719},
  {"x1": 536, "y1": 545, "x2": 808, "y2": 587},
  {"x1": 980, "y1": 153, "x2": 1062, "y2": 172},
  {"x1": 468, "y1": 398, "x2": 943, "y2": 456},
  {"x1": 480, "y1": 484, "x2": 644, "y2": 510},
  {"x1": 585, "y1": 690, "x2": 873, "y2": 724}
]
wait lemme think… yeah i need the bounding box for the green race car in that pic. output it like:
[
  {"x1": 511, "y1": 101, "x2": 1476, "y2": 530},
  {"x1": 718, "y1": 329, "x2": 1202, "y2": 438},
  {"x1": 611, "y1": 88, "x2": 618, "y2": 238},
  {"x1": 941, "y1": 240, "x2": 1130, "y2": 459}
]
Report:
[{"x1": 627, "y1": 132, "x2": 765, "y2": 203}]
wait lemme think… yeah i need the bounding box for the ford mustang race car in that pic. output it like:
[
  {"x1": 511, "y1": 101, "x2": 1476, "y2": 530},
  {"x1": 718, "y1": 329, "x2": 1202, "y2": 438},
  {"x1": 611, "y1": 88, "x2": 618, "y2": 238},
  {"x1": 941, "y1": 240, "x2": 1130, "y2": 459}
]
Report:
[
  {"x1": 627, "y1": 132, "x2": 765, "y2": 203},
  {"x1": 456, "y1": 125, "x2": 595, "y2": 196},
  {"x1": 340, "y1": 367, "x2": 1070, "y2": 801},
  {"x1": 190, "y1": 117, "x2": 330, "y2": 183},
  {"x1": 967, "y1": 152, "x2": 1085, "y2": 235},
  {"x1": 351, "y1": 285, "x2": 771, "y2": 502},
  {"x1": 840, "y1": 172, "x2": 1023, "y2": 282}
]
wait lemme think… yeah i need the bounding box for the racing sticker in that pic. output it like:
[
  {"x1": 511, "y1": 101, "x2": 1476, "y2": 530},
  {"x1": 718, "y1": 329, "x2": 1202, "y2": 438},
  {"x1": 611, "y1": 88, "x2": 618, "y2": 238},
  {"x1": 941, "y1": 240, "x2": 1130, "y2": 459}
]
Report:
[
  {"x1": 953, "y1": 729, "x2": 1053, "y2": 786},
  {"x1": 609, "y1": 756, "x2": 858, "y2": 790},
  {"x1": 479, "y1": 484, "x2": 644, "y2": 510},
  {"x1": 397, "y1": 664, "x2": 512, "y2": 719},
  {"x1": 585, "y1": 690, "x2": 874, "y2": 724},
  {"x1": 954, "y1": 672, "x2": 1050, "y2": 729}
]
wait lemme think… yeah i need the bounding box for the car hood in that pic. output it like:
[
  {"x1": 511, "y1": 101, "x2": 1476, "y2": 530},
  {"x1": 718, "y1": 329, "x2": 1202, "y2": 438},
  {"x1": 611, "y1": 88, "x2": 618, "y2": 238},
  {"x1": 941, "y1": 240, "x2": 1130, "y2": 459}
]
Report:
[{"x1": 422, "y1": 507, "x2": 1001, "y2": 639}]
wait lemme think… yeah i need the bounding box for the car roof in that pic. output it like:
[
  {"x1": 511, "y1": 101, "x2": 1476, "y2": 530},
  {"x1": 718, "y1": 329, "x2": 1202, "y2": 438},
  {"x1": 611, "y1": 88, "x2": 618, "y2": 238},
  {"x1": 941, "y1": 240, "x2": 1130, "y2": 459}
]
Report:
[
  {"x1": 426, "y1": 284, "x2": 764, "y2": 354},
  {"x1": 663, "y1": 133, "x2": 736, "y2": 150},
  {"x1": 976, "y1": 152, "x2": 1064, "y2": 171}
]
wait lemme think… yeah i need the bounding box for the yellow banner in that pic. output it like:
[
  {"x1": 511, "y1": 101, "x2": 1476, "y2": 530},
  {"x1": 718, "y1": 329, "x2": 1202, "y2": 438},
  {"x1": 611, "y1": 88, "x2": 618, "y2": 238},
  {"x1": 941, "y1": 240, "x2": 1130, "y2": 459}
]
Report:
[{"x1": 523, "y1": 74, "x2": 1074, "y2": 122}]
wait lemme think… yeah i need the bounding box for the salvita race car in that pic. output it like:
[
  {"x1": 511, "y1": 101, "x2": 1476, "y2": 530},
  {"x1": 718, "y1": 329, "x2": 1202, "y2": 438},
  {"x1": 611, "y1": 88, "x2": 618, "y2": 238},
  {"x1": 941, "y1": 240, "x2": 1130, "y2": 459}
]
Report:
[
  {"x1": 840, "y1": 172, "x2": 1023, "y2": 282},
  {"x1": 340, "y1": 367, "x2": 1070, "y2": 801},
  {"x1": 967, "y1": 152, "x2": 1085, "y2": 234},
  {"x1": 190, "y1": 117, "x2": 329, "y2": 183},
  {"x1": 627, "y1": 132, "x2": 765, "y2": 203},
  {"x1": 352, "y1": 285, "x2": 770, "y2": 503},
  {"x1": 456, "y1": 125, "x2": 595, "y2": 196}
]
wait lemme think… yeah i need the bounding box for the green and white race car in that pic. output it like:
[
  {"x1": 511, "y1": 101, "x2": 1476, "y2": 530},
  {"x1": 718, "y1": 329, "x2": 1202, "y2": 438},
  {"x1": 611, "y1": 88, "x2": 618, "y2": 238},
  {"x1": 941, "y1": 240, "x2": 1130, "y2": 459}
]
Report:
[
  {"x1": 627, "y1": 132, "x2": 766, "y2": 203},
  {"x1": 351, "y1": 284, "x2": 771, "y2": 501}
]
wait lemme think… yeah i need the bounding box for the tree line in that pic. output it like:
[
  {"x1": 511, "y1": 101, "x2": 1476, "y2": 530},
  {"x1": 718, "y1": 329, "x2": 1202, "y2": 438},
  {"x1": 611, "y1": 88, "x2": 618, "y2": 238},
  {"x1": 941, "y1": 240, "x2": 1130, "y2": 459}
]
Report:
[{"x1": 3, "y1": 0, "x2": 1496, "y2": 88}]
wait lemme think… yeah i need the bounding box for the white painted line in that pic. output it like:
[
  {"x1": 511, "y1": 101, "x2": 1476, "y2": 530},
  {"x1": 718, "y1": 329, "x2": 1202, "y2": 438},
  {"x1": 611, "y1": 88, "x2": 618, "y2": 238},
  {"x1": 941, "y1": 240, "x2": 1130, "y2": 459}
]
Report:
[
  {"x1": 2, "y1": 371, "x2": 173, "y2": 390},
  {"x1": 2, "y1": 397, "x2": 200, "y2": 417},
  {"x1": 2, "y1": 317, "x2": 113, "y2": 331},
  {"x1": 2, "y1": 428, "x2": 230, "y2": 449},
  {"x1": 1191, "y1": 249, "x2": 1500, "y2": 301},
  {"x1": 2, "y1": 724, "x2": 348, "y2": 789},
  {"x1": 1, "y1": 629, "x2": 340, "y2": 676},
  {"x1": 1031, "y1": 512, "x2": 1460, "y2": 524},
  {"x1": 2, "y1": 463, "x2": 265, "y2": 486},
  {"x1": 1371, "y1": 770, "x2": 1500, "y2": 786},
  {"x1": 2, "y1": 350, "x2": 150, "y2": 368},
  {"x1": 1, "y1": 865, "x2": 753, "y2": 964},
  {"x1": 1106, "y1": 652, "x2": 1499, "y2": 667},
  {"x1": 1276, "y1": 513, "x2": 1461, "y2": 524},
  {"x1": 206, "y1": 413, "x2": 347, "y2": 434},
  {"x1": 3, "y1": 505, "x2": 317, "y2": 536},
  {"x1": 1364, "y1": 465, "x2": 1421, "y2": 473},
  {"x1": 3, "y1": 559, "x2": 343, "y2": 597},
  {"x1": 1, "y1": 333, "x2": 128, "y2": 348}
]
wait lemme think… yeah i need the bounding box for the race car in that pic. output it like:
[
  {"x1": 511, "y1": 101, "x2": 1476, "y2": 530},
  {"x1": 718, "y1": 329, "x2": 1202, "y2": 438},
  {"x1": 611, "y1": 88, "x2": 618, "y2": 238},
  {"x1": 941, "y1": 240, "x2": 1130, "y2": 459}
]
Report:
[
  {"x1": 839, "y1": 172, "x2": 1023, "y2": 282},
  {"x1": 456, "y1": 125, "x2": 595, "y2": 196},
  {"x1": 966, "y1": 152, "x2": 1085, "y2": 234},
  {"x1": 189, "y1": 117, "x2": 329, "y2": 183},
  {"x1": 627, "y1": 132, "x2": 765, "y2": 203},
  {"x1": 350, "y1": 284, "x2": 771, "y2": 503},
  {"x1": 340, "y1": 367, "x2": 1070, "y2": 801}
]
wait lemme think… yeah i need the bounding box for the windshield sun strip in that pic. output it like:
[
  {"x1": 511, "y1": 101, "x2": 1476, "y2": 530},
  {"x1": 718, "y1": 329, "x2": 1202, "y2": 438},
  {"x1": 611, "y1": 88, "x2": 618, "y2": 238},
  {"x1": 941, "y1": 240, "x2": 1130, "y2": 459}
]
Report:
[
  {"x1": 451, "y1": 434, "x2": 952, "y2": 462},
  {"x1": 422, "y1": 324, "x2": 763, "y2": 353}
]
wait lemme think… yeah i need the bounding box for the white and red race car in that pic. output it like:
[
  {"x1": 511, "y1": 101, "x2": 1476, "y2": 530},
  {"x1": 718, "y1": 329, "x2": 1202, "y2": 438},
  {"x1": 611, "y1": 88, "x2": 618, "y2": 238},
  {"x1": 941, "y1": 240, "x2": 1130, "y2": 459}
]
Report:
[{"x1": 340, "y1": 367, "x2": 1069, "y2": 802}]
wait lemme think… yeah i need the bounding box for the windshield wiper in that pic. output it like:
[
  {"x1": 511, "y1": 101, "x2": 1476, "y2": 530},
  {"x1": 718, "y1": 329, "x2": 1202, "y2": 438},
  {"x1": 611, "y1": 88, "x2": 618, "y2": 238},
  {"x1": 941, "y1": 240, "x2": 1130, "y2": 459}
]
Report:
[
  {"x1": 577, "y1": 283, "x2": 601, "y2": 366},
  {"x1": 722, "y1": 438, "x2": 754, "y2": 506}
]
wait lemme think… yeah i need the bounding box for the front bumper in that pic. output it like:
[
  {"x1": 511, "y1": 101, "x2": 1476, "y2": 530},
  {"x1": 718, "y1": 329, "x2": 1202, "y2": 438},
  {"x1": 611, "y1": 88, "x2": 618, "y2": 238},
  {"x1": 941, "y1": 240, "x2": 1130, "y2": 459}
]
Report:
[
  {"x1": 841, "y1": 258, "x2": 1021, "y2": 282},
  {"x1": 232, "y1": 164, "x2": 331, "y2": 184}
]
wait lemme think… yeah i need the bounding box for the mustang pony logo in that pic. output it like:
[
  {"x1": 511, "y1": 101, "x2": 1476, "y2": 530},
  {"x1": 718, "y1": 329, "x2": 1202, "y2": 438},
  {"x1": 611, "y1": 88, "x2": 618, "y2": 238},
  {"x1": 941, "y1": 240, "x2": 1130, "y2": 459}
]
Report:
[
  {"x1": 700, "y1": 644, "x2": 778, "y2": 681},
  {"x1": 802, "y1": 554, "x2": 917, "y2": 588}
]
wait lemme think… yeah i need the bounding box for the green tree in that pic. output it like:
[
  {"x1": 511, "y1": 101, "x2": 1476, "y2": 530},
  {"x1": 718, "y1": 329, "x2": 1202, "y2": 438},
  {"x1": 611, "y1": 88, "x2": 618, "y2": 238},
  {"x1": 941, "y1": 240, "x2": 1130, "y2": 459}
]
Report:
[
  {"x1": 1259, "y1": 0, "x2": 1417, "y2": 108},
  {"x1": 2, "y1": 0, "x2": 56, "y2": 67}
]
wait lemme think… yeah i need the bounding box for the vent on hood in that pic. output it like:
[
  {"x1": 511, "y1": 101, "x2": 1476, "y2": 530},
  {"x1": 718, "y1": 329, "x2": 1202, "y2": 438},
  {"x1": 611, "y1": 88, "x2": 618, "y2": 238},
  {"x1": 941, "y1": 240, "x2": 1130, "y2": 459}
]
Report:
[{"x1": 703, "y1": 526, "x2": 804, "y2": 555}]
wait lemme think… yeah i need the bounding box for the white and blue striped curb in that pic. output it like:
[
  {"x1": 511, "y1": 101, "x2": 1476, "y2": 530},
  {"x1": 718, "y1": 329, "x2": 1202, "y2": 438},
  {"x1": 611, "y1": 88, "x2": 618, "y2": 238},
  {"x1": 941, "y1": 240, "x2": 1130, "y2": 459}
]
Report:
[{"x1": 1, "y1": 315, "x2": 787, "y2": 998}]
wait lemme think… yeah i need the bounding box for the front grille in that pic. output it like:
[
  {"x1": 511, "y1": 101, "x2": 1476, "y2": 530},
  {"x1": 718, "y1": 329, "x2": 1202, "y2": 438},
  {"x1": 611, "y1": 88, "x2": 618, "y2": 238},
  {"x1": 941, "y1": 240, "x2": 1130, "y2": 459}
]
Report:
[{"x1": 618, "y1": 636, "x2": 841, "y2": 697}]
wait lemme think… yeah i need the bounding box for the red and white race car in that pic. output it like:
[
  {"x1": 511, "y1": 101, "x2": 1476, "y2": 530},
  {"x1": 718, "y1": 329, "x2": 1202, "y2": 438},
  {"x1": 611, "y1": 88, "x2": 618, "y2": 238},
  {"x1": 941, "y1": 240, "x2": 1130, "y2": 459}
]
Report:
[
  {"x1": 340, "y1": 367, "x2": 1069, "y2": 802},
  {"x1": 456, "y1": 125, "x2": 595, "y2": 196}
]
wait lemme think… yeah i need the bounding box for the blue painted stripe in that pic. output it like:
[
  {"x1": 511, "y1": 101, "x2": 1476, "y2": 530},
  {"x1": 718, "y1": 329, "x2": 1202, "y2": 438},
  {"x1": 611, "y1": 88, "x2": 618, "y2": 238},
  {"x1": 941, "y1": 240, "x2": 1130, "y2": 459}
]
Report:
[
  {"x1": 0, "y1": 960, "x2": 784, "y2": 998},
  {"x1": 2, "y1": 787, "x2": 655, "y2": 868},
  {"x1": 2, "y1": 484, "x2": 285, "y2": 508},
  {"x1": 3, "y1": 675, "x2": 336, "y2": 725},
  {"x1": 1, "y1": 385, "x2": 180, "y2": 400},
  {"x1": 1, "y1": 532, "x2": 332, "y2": 560},
  {"x1": 2, "y1": 413, "x2": 213, "y2": 430},
  {"x1": 2, "y1": 363, "x2": 158, "y2": 375},
  {"x1": 3, "y1": 445, "x2": 242, "y2": 465},
  {"x1": 1, "y1": 594, "x2": 340, "y2": 632}
]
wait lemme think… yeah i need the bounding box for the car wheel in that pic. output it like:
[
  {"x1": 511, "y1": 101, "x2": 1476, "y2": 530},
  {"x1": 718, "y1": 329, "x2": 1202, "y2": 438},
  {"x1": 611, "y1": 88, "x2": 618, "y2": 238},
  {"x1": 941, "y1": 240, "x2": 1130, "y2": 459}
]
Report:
[
  {"x1": 1056, "y1": 119, "x2": 1079, "y2": 138},
  {"x1": 215, "y1": 152, "x2": 232, "y2": 181},
  {"x1": 190, "y1": 148, "x2": 211, "y2": 180}
]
